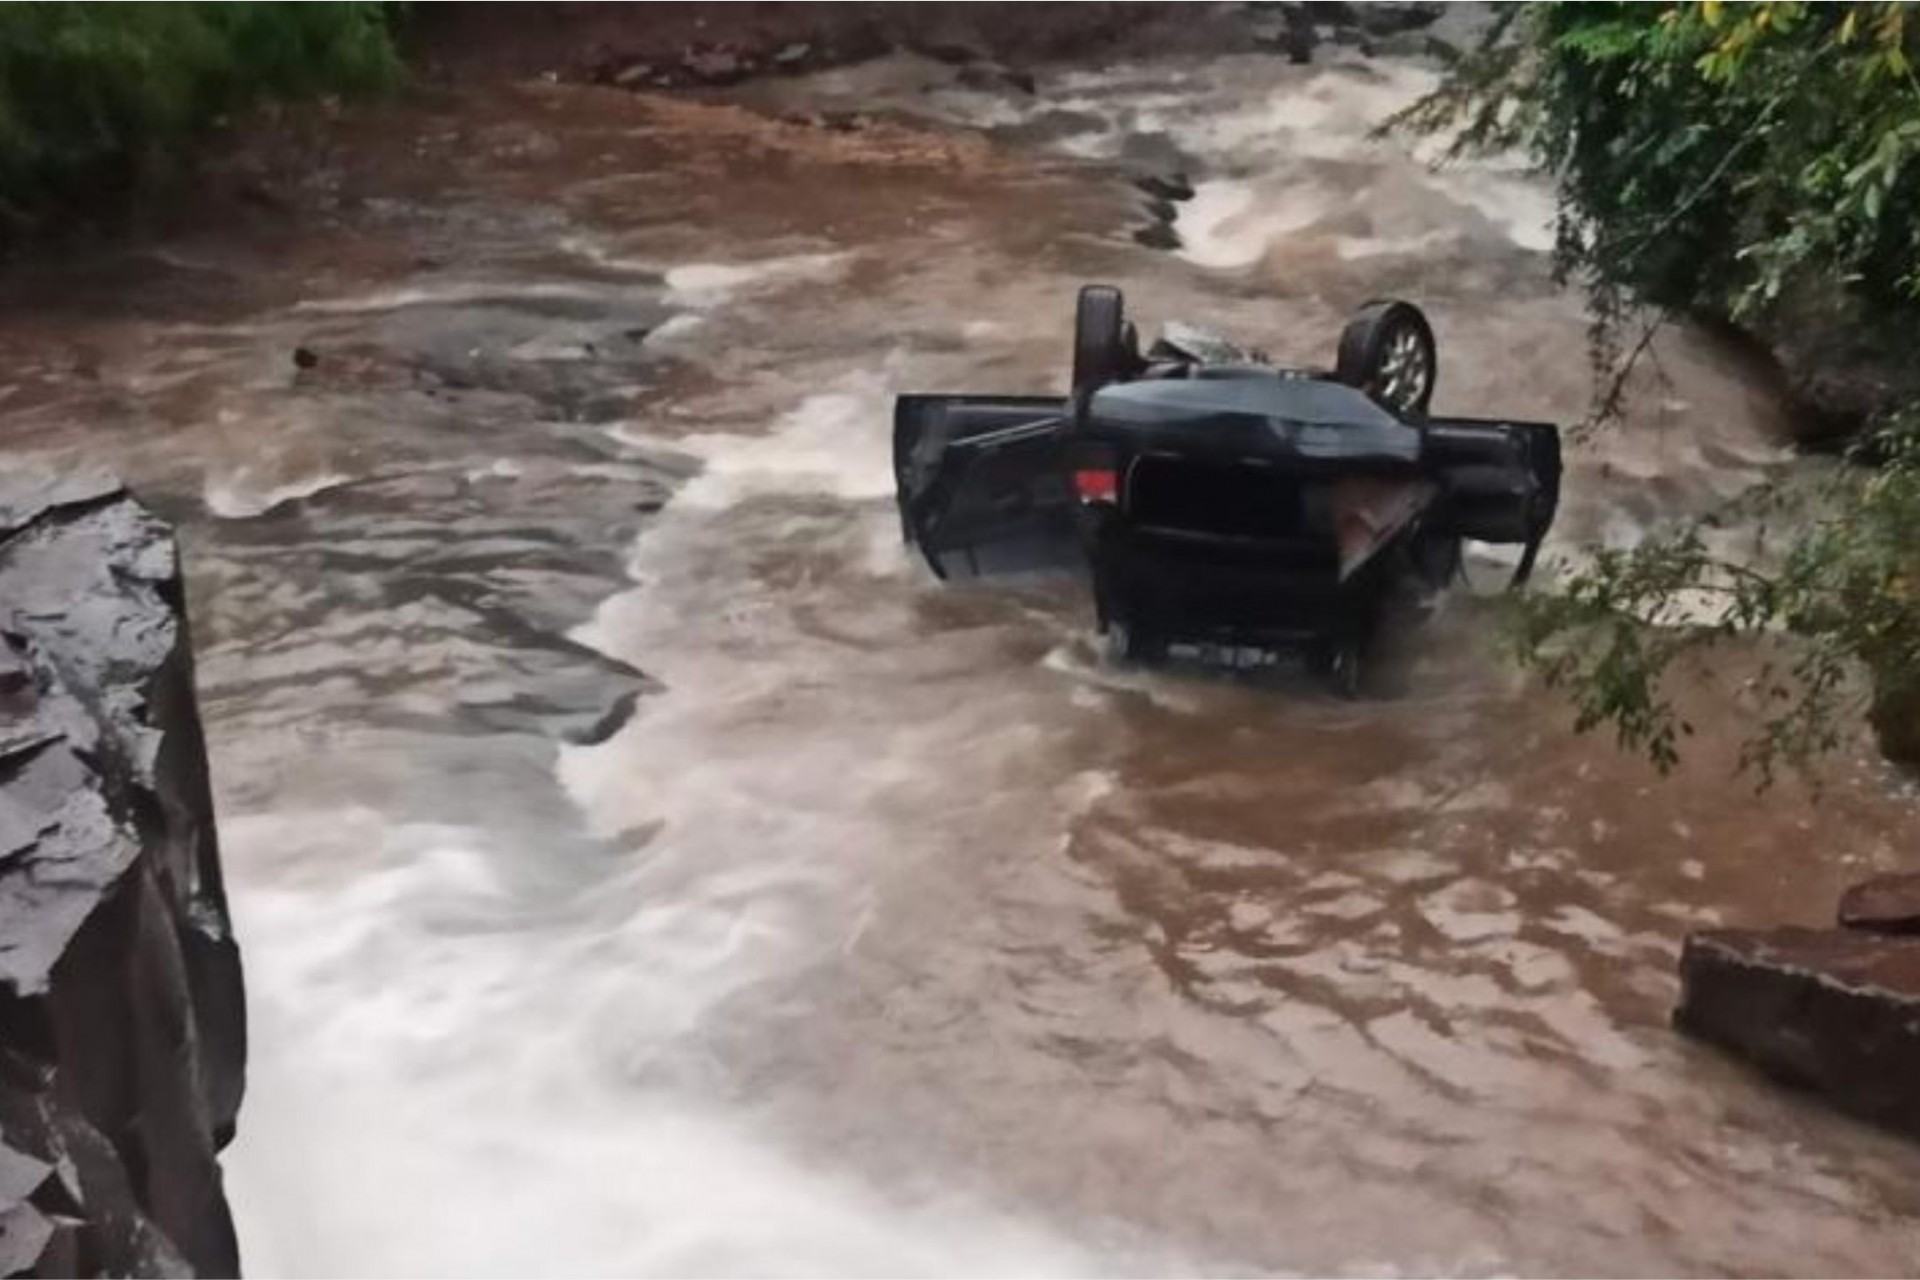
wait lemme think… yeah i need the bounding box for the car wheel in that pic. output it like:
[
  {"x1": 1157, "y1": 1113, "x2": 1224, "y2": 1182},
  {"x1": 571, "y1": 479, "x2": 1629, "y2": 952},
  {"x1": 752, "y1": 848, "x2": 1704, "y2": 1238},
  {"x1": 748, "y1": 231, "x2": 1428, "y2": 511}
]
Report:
[
  {"x1": 1335, "y1": 299, "x2": 1437, "y2": 417},
  {"x1": 1104, "y1": 618, "x2": 1165, "y2": 666},
  {"x1": 1396, "y1": 529, "x2": 1462, "y2": 617},
  {"x1": 1360, "y1": 534, "x2": 1452, "y2": 698},
  {"x1": 1329, "y1": 643, "x2": 1362, "y2": 699},
  {"x1": 1073, "y1": 285, "x2": 1129, "y2": 398},
  {"x1": 1310, "y1": 637, "x2": 1364, "y2": 699}
]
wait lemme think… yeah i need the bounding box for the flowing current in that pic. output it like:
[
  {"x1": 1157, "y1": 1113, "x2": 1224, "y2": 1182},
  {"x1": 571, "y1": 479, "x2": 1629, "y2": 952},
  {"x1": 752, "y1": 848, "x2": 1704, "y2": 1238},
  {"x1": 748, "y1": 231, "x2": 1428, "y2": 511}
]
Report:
[{"x1": 5, "y1": 49, "x2": 1920, "y2": 1277}]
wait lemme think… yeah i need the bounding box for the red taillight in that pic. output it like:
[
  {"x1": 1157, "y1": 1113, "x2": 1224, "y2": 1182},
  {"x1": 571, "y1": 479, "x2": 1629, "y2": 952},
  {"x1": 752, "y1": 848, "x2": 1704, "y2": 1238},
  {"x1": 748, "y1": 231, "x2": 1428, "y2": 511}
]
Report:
[{"x1": 1073, "y1": 467, "x2": 1118, "y2": 502}]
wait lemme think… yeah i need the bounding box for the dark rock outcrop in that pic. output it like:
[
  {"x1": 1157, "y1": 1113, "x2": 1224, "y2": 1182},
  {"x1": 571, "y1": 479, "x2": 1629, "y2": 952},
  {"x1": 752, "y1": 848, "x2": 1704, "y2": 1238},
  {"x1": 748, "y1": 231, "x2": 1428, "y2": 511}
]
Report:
[
  {"x1": 1250, "y1": 7, "x2": 1319, "y2": 64},
  {"x1": 1675, "y1": 927, "x2": 1920, "y2": 1140},
  {"x1": 1868, "y1": 677, "x2": 1920, "y2": 771},
  {"x1": 435, "y1": 4, "x2": 1259, "y2": 92},
  {"x1": 1769, "y1": 307, "x2": 1920, "y2": 446},
  {"x1": 0, "y1": 470, "x2": 245, "y2": 1277},
  {"x1": 1838, "y1": 872, "x2": 1920, "y2": 936},
  {"x1": 954, "y1": 62, "x2": 1038, "y2": 96},
  {"x1": 1133, "y1": 172, "x2": 1195, "y2": 203},
  {"x1": 679, "y1": 44, "x2": 754, "y2": 86},
  {"x1": 1132, "y1": 222, "x2": 1182, "y2": 252}
]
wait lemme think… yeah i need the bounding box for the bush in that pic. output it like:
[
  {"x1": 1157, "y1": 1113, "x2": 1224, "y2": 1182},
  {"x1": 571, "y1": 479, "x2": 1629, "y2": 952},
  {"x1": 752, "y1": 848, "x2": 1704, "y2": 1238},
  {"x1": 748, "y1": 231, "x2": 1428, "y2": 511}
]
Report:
[
  {"x1": 1399, "y1": 2, "x2": 1920, "y2": 781},
  {"x1": 0, "y1": 2, "x2": 400, "y2": 237},
  {"x1": 1515, "y1": 409, "x2": 1920, "y2": 782},
  {"x1": 1403, "y1": 4, "x2": 1920, "y2": 325}
]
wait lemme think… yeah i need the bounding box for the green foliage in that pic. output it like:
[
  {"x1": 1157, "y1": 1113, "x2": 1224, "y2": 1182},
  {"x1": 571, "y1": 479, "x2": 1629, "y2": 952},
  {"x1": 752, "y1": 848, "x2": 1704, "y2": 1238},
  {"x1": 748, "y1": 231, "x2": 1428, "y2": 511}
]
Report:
[
  {"x1": 0, "y1": 2, "x2": 400, "y2": 236},
  {"x1": 1399, "y1": 2, "x2": 1920, "y2": 780},
  {"x1": 1404, "y1": 3, "x2": 1920, "y2": 322},
  {"x1": 1517, "y1": 410, "x2": 1920, "y2": 782}
]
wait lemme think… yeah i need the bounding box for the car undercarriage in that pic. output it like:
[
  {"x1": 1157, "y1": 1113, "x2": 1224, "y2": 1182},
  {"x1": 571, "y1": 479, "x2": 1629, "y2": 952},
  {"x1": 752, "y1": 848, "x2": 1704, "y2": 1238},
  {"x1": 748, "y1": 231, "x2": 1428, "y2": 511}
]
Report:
[{"x1": 895, "y1": 287, "x2": 1561, "y2": 694}]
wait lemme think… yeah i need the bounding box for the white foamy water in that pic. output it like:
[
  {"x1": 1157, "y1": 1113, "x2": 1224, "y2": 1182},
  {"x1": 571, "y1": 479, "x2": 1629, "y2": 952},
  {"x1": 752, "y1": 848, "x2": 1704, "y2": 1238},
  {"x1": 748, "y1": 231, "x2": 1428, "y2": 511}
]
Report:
[
  {"x1": 218, "y1": 312, "x2": 1119, "y2": 1275},
  {"x1": 1418, "y1": 163, "x2": 1559, "y2": 254},
  {"x1": 1164, "y1": 63, "x2": 1557, "y2": 266},
  {"x1": 223, "y1": 821, "x2": 1097, "y2": 1279},
  {"x1": 292, "y1": 280, "x2": 638, "y2": 315},
  {"x1": 666, "y1": 371, "x2": 902, "y2": 510},
  {"x1": 664, "y1": 253, "x2": 852, "y2": 309},
  {"x1": 1174, "y1": 180, "x2": 1333, "y2": 271},
  {"x1": 205, "y1": 469, "x2": 353, "y2": 518}
]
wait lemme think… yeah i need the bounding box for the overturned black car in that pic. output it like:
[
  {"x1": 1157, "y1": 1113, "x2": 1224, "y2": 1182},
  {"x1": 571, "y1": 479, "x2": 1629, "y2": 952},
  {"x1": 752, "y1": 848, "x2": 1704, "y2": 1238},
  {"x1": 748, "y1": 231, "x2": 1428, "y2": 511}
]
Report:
[{"x1": 894, "y1": 287, "x2": 1561, "y2": 693}]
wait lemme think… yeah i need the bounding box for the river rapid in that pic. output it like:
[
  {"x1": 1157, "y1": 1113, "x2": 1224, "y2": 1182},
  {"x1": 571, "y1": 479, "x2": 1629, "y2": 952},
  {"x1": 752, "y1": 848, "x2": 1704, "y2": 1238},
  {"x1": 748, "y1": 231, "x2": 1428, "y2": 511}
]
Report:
[{"x1": 3, "y1": 44, "x2": 1920, "y2": 1278}]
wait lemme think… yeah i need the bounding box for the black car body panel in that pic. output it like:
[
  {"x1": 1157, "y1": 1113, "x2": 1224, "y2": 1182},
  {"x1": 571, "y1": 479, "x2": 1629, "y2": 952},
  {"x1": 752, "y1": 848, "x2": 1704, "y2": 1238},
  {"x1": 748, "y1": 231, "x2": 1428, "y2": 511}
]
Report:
[
  {"x1": 893, "y1": 394, "x2": 1076, "y2": 579},
  {"x1": 895, "y1": 391, "x2": 1557, "y2": 579},
  {"x1": 1085, "y1": 375, "x2": 1423, "y2": 467}
]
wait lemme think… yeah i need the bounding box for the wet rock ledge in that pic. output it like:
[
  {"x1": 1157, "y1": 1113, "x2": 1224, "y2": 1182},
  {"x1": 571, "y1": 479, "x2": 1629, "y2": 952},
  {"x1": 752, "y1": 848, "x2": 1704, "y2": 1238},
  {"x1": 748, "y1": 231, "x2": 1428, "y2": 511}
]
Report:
[
  {"x1": 0, "y1": 472, "x2": 245, "y2": 1277},
  {"x1": 1676, "y1": 873, "x2": 1920, "y2": 1141}
]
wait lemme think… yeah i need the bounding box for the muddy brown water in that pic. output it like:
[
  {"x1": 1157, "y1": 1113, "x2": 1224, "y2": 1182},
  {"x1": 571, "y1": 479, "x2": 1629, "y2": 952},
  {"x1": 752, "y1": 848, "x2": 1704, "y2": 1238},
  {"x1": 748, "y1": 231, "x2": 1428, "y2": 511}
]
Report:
[{"x1": 4, "y1": 51, "x2": 1920, "y2": 1278}]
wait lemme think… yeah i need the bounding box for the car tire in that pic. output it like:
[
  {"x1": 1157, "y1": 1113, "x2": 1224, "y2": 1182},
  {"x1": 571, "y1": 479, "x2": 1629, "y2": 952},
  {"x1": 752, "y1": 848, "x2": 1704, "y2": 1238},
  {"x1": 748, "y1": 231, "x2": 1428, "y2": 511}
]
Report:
[
  {"x1": 1104, "y1": 618, "x2": 1165, "y2": 666},
  {"x1": 1073, "y1": 285, "x2": 1129, "y2": 398},
  {"x1": 1310, "y1": 636, "x2": 1364, "y2": 699},
  {"x1": 1398, "y1": 528, "x2": 1462, "y2": 615},
  {"x1": 1335, "y1": 299, "x2": 1437, "y2": 418},
  {"x1": 1364, "y1": 537, "x2": 1452, "y2": 699}
]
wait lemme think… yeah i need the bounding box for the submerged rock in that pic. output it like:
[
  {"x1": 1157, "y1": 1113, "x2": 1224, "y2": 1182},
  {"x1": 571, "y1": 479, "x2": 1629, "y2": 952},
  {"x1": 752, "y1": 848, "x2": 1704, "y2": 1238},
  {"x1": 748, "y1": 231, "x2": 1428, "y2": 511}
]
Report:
[
  {"x1": 1133, "y1": 171, "x2": 1196, "y2": 202},
  {"x1": 1250, "y1": 4, "x2": 1318, "y2": 62},
  {"x1": 1133, "y1": 222, "x2": 1182, "y2": 251},
  {"x1": 1675, "y1": 928, "x2": 1920, "y2": 1140},
  {"x1": 955, "y1": 62, "x2": 1037, "y2": 96},
  {"x1": 923, "y1": 40, "x2": 989, "y2": 66},
  {"x1": 681, "y1": 45, "x2": 754, "y2": 86},
  {"x1": 1838, "y1": 872, "x2": 1920, "y2": 936},
  {"x1": 0, "y1": 470, "x2": 245, "y2": 1276},
  {"x1": 1140, "y1": 194, "x2": 1180, "y2": 226}
]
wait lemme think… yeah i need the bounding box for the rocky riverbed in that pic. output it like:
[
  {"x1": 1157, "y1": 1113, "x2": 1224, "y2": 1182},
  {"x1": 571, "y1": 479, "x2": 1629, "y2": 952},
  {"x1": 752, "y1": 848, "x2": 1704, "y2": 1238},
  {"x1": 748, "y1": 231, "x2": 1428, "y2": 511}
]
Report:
[{"x1": 4, "y1": 7, "x2": 1920, "y2": 1275}]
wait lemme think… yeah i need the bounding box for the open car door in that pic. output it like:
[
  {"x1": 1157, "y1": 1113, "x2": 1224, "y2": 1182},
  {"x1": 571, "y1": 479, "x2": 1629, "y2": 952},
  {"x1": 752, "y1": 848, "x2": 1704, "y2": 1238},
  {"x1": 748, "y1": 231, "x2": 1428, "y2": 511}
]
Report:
[
  {"x1": 1422, "y1": 418, "x2": 1563, "y2": 585},
  {"x1": 893, "y1": 394, "x2": 1080, "y2": 579}
]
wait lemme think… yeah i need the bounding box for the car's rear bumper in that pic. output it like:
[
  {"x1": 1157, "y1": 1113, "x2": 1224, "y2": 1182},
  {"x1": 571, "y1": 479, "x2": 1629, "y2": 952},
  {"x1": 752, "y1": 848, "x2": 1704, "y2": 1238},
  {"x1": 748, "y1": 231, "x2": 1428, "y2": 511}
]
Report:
[{"x1": 1089, "y1": 518, "x2": 1383, "y2": 644}]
